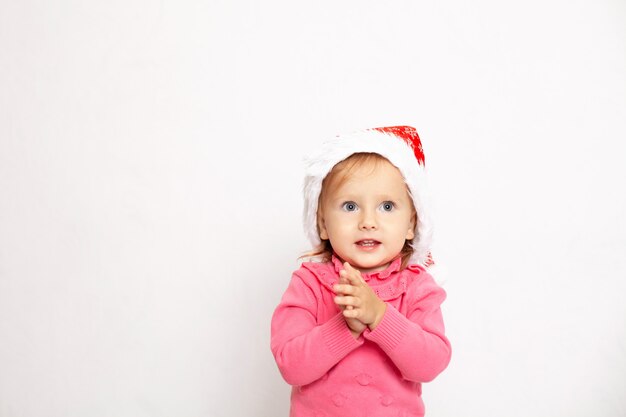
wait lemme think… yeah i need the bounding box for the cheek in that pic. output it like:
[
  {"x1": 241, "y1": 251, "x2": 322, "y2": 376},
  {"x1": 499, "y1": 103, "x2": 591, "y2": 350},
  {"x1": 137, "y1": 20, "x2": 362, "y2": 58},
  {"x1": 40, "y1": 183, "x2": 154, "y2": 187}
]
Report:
[
  {"x1": 398, "y1": 217, "x2": 415, "y2": 240},
  {"x1": 323, "y1": 217, "x2": 354, "y2": 239}
]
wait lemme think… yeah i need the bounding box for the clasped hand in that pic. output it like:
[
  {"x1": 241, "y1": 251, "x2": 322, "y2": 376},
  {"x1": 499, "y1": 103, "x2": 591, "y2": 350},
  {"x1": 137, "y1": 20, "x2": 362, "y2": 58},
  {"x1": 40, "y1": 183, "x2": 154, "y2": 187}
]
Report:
[{"x1": 332, "y1": 262, "x2": 387, "y2": 336}]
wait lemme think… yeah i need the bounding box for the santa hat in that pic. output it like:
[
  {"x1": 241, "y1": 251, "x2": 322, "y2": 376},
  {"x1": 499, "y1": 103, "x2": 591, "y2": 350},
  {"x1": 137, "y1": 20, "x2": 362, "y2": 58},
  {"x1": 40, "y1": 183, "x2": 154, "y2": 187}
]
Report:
[{"x1": 302, "y1": 126, "x2": 434, "y2": 267}]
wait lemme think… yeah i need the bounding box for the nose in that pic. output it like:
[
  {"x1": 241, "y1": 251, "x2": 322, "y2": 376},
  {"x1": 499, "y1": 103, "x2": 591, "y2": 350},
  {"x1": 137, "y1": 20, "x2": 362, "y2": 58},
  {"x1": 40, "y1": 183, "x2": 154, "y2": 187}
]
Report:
[{"x1": 359, "y1": 209, "x2": 377, "y2": 231}]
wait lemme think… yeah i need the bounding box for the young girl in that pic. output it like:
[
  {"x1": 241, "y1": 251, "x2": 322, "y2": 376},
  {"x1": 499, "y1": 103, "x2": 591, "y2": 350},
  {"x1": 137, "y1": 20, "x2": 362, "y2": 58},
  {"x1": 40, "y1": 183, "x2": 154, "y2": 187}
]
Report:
[{"x1": 271, "y1": 126, "x2": 451, "y2": 417}]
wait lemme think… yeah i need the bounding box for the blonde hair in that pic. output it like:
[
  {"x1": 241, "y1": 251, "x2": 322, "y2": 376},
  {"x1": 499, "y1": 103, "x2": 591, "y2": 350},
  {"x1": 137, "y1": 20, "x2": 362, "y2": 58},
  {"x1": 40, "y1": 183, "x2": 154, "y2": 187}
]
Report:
[{"x1": 301, "y1": 152, "x2": 417, "y2": 270}]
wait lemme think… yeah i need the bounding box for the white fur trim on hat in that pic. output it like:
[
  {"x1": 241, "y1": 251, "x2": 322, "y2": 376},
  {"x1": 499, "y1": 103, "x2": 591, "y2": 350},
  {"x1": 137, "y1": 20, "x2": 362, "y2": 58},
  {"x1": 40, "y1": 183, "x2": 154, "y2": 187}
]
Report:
[{"x1": 302, "y1": 126, "x2": 433, "y2": 267}]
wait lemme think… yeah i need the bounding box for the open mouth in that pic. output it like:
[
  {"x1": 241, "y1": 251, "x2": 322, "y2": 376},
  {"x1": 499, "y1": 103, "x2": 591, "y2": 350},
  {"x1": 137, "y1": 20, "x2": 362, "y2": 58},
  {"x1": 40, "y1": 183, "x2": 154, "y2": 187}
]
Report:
[{"x1": 356, "y1": 239, "x2": 381, "y2": 248}]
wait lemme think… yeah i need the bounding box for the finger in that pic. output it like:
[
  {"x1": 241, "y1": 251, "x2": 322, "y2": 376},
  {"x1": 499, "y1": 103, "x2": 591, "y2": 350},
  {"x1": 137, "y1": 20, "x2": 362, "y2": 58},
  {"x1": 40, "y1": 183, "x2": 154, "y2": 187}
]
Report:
[
  {"x1": 338, "y1": 275, "x2": 349, "y2": 289},
  {"x1": 341, "y1": 262, "x2": 359, "y2": 279},
  {"x1": 343, "y1": 262, "x2": 357, "y2": 274},
  {"x1": 343, "y1": 262, "x2": 363, "y2": 277},
  {"x1": 334, "y1": 295, "x2": 360, "y2": 307},
  {"x1": 332, "y1": 284, "x2": 355, "y2": 295},
  {"x1": 343, "y1": 308, "x2": 359, "y2": 319},
  {"x1": 339, "y1": 270, "x2": 355, "y2": 286},
  {"x1": 340, "y1": 266, "x2": 363, "y2": 287},
  {"x1": 344, "y1": 269, "x2": 364, "y2": 286}
]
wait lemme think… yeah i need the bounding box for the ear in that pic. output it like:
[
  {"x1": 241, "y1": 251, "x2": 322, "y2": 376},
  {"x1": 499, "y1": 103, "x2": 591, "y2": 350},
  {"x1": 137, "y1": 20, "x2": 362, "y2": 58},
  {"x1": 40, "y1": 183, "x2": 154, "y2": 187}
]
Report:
[
  {"x1": 405, "y1": 212, "x2": 416, "y2": 240},
  {"x1": 318, "y1": 214, "x2": 329, "y2": 240}
]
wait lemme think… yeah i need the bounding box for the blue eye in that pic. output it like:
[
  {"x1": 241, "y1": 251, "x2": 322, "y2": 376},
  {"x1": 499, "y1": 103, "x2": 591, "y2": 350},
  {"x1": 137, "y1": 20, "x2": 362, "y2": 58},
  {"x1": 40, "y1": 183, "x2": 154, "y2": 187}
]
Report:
[
  {"x1": 380, "y1": 201, "x2": 395, "y2": 212},
  {"x1": 342, "y1": 201, "x2": 358, "y2": 212}
]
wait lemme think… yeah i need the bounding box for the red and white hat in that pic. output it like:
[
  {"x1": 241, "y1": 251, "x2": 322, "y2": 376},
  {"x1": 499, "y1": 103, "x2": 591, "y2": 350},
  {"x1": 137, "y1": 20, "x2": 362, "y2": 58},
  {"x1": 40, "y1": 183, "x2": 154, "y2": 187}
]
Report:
[{"x1": 302, "y1": 126, "x2": 434, "y2": 267}]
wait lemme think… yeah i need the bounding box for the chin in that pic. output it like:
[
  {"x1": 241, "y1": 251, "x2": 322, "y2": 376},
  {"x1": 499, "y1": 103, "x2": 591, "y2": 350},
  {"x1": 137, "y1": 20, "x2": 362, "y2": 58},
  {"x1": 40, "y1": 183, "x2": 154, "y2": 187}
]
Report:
[{"x1": 354, "y1": 262, "x2": 388, "y2": 273}]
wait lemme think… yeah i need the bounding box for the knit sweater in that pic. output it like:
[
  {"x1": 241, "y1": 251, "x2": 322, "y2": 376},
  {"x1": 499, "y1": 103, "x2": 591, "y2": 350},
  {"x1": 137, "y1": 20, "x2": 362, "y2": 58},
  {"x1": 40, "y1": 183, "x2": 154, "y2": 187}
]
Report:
[{"x1": 270, "y1": 256, "x2": 451, "y2": 417}]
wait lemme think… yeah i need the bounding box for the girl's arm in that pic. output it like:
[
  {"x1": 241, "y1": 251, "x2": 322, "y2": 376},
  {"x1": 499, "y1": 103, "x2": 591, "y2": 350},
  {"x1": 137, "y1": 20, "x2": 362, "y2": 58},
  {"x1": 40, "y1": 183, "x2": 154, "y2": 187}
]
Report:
[
  {"x1": 363, "y1": 276, "x2": 451, "y2": 383},
  {"x1": 270, "y1": 272, "x2": 363, "y2": 386}
]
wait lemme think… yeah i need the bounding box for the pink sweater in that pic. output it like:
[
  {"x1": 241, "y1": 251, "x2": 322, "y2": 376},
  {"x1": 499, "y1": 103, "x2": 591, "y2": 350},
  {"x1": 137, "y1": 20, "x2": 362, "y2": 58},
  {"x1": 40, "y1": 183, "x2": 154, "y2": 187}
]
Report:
[{"x1": 271, "y1": 256, "x2": 451, "y2": 417}]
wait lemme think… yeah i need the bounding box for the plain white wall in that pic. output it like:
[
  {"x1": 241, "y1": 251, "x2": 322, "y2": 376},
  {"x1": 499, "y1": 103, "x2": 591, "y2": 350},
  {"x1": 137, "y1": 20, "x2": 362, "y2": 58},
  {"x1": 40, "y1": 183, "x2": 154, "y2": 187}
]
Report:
[{"x1": 1, "y1": 1, "x2": 625, "y2": 416}]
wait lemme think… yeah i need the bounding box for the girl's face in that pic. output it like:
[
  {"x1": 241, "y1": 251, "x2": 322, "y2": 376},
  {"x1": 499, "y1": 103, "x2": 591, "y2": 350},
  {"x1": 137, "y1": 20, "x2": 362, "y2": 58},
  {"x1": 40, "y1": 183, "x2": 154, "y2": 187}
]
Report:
[{"x1": 317, "y1": 158, "x2": 415, "y2": 273}]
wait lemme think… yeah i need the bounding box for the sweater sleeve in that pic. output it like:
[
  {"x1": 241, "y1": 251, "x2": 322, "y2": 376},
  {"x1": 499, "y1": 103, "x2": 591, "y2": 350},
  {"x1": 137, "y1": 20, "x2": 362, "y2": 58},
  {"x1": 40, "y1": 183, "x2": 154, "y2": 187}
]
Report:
[
  {"x1": 270, "y1": 271, "x2": 363, "y2": 386},
  {"x1": 363, "y1": 275, "x2": 451, "y2": 383}
]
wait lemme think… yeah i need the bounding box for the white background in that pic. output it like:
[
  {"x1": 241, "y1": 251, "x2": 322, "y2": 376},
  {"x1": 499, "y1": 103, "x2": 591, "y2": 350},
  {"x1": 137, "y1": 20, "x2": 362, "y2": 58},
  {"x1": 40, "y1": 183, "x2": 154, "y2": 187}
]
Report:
[{"x1": 1, "y1": 1, "x2": 625, "y2": 416}]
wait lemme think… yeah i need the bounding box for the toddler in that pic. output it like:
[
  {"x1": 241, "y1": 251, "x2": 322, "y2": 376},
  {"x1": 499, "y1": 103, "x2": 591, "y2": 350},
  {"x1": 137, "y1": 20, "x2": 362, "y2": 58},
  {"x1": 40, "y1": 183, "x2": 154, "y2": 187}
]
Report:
[{"x1": 271, "y1": 126, "x2": 451, "y2": 417}]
